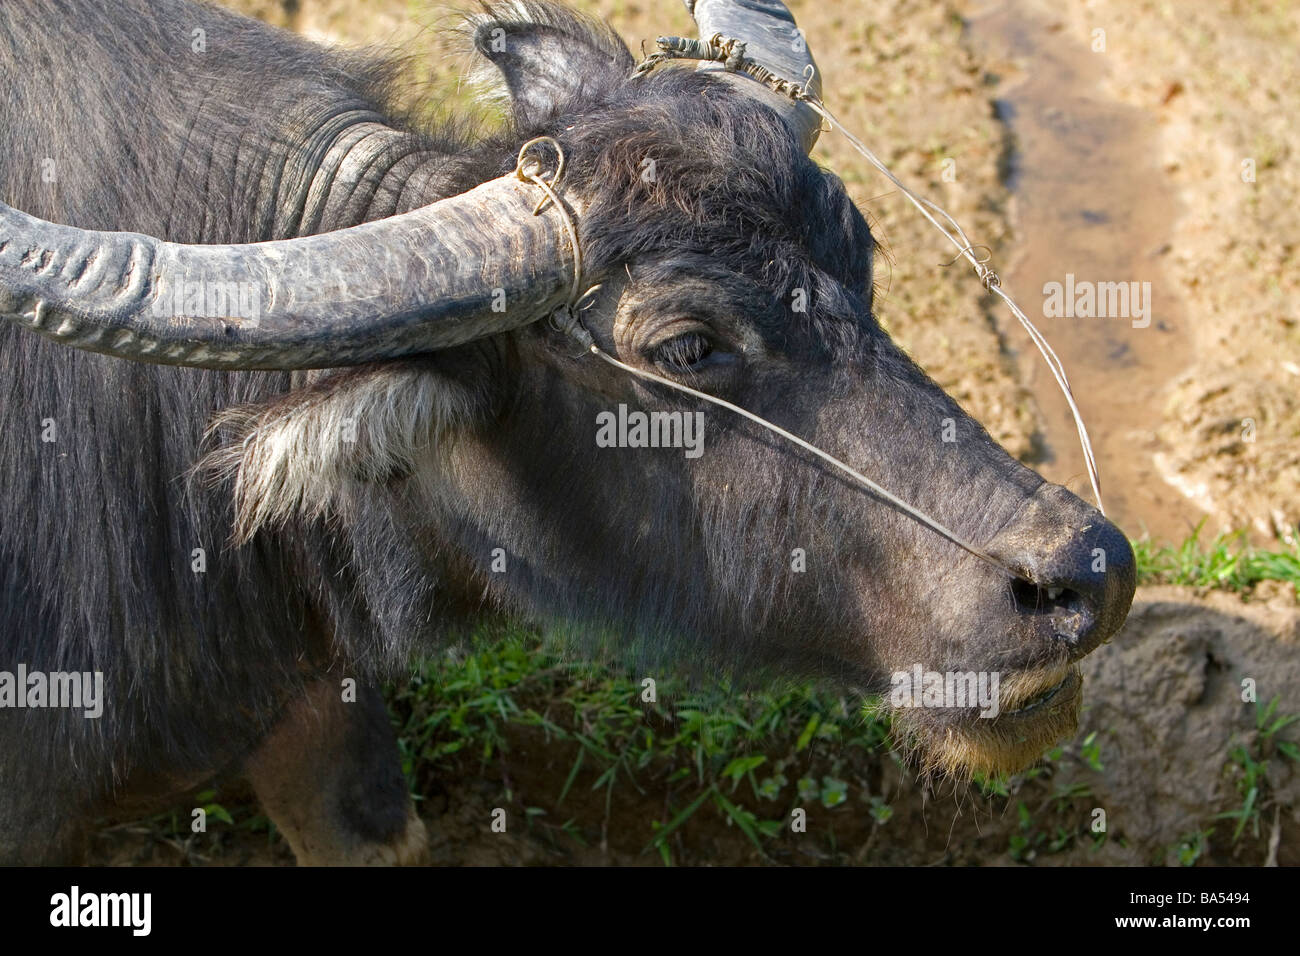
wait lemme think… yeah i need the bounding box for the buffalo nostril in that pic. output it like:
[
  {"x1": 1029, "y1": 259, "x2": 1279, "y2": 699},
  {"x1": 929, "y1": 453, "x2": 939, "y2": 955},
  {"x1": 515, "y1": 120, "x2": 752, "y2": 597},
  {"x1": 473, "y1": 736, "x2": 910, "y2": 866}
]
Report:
[
  {"x1": 1010, "y1": 578, "x2": 1086, "y2": 621},
  {"x1": 990, "y1": 487, "x2": 1138, "y2": 659},
  {"x1": 1008, "y1": 565, "x2": 1112, "y2": 656},
  {"x1": 1009, "y1": 574, "x2": 1098, "y2": 655},
  {"x1": 1009, "y1": 577, "x2": 1039, "y2": 612}
]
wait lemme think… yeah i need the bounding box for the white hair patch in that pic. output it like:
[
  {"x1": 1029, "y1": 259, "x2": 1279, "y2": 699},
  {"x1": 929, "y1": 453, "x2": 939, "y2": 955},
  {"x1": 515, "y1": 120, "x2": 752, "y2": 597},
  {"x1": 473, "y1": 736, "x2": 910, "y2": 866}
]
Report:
[{"x1": 201, "y1": 366, "x2": 477, "y2": 542}]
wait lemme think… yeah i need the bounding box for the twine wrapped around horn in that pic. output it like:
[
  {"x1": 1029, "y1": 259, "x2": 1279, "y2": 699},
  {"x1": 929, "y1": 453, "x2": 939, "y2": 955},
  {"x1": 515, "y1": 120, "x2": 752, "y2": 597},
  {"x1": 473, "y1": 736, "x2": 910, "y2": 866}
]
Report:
[{"x1": 684, "y1": 0, "x2": 822, "y2": 152}]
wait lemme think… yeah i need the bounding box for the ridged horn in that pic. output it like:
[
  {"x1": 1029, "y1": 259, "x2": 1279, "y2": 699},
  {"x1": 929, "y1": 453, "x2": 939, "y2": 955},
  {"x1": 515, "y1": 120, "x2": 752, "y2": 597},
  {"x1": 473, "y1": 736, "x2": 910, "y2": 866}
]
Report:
[
  {"x1": 685, "y1": 0, "x2": 822, "y2": 152},
  {"x1": 0, "y1": 171, "x2": 575, "y2": 370}
]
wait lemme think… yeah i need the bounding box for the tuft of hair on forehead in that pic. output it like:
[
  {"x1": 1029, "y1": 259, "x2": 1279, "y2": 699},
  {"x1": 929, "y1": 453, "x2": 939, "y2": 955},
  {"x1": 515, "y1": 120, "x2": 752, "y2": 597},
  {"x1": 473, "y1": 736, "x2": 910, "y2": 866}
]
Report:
[
  {"x1": 197, "y1": 362, "x2": 482, "y2": 544},
  {"x1": 542, "y1": 66, "x2": 878, "y2": 351}
]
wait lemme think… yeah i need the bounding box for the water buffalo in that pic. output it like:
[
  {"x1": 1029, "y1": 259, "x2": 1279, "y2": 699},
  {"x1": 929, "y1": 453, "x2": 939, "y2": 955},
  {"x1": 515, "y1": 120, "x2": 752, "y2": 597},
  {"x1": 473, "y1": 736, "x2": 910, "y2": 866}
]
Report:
[{"x1": 0, "y1": 0, "x2": 1135, "y2": 864}]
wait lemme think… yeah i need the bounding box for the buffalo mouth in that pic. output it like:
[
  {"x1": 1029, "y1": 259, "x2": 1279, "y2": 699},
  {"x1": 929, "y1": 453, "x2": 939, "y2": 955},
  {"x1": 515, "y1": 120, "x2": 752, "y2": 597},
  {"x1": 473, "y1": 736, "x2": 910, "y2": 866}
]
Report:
[
  {"x1": 889, "y1": 666, "x2": 1083, "y2": 779},
  {"x1": 999, "y1": 667, "x2": 1079, "y2": 719}
]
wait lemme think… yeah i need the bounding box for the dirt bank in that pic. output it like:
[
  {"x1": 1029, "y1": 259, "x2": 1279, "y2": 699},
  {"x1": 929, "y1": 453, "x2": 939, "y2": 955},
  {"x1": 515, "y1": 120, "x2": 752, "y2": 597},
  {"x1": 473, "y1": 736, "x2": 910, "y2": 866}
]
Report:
[{"x1": 963, "y1": 0, "x2": 1299, "y2": 545}]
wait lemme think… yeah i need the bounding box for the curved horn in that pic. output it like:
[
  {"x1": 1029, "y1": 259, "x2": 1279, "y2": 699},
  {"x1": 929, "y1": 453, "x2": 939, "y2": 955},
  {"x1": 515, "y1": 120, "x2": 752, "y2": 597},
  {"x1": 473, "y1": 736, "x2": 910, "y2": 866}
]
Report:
[
  {"x1": 0, "y1": 172, "x2": 574, "y2": 370},
  {"x1": 685, "y1": 0, "x2": 822, "y2": 152}
]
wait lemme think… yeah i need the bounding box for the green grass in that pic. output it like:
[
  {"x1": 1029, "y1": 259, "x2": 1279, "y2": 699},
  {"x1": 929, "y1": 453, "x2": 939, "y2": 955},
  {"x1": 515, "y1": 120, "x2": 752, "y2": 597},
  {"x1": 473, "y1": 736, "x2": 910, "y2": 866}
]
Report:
[
  {"x1": 1214, "y1": 696, "x2": 1300, "y2": 842},
  {"x1": 388, "y1": 627, "x2": 896, "y2": 864},
  {"x1": 385, "y1": 629, "x2": 1137, "y2": 864},
  {"x1": 1133, "y1": 524, "x2": 1300, "y2": 597},
  {"x1": 1172, "y1": 695, "x2": 1300, "y2": 865}
]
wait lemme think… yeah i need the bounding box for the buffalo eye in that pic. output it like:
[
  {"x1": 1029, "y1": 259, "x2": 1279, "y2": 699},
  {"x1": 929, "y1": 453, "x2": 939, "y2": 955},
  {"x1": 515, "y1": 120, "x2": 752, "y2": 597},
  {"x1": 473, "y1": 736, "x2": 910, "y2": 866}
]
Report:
[{"x1": 650, "y1": 330, "x2": 716, "y2": 373}]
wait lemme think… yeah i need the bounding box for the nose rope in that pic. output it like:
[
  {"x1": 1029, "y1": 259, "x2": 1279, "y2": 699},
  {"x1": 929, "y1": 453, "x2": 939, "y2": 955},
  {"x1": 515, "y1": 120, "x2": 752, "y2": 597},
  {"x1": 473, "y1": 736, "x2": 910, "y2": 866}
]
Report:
[
  {"x1": 587, "y1": 343, "x2": 1012, "y2": 574},
  {"x1": 631, "y1": 34, "x2": 1105, "y2": 516},
  {"x1": 803, "y1": 99, "x2": 1105, "y2": 515},
  {"x1": 516, "y1": 136, "x2": 1014, "y2": 576}
]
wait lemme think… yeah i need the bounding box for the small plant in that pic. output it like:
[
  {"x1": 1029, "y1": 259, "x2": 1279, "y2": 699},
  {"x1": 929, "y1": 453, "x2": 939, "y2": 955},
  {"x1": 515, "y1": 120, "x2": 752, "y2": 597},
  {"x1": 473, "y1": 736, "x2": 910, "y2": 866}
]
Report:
[
  {"x1": 867, "y1": 796, "x2": 894, "y2": 825},
  {"x1": 1215, "y1": 696, "x2": 1299, "y2": 842},
  {"x1": 1175, "y1": 829, "x2": 1213, "y2": 867},
  {"x1": 389, "y1": 627, "x2": 896, "y2": 865}
]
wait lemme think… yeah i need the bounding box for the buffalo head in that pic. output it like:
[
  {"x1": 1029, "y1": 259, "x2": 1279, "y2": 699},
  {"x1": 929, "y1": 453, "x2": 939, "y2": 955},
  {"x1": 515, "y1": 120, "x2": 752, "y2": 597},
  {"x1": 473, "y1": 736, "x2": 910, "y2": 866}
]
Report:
[{"x1": 0, "y1": 0, "x2": 1134, "y2": 777}]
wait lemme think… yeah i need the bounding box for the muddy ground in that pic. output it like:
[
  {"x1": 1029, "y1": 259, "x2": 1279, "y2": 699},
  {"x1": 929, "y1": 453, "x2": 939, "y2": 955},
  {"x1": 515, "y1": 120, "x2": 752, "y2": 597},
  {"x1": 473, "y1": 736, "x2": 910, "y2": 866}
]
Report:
[{"x1": 89, "y1": 0, "x2": 1298, "y2": 865}]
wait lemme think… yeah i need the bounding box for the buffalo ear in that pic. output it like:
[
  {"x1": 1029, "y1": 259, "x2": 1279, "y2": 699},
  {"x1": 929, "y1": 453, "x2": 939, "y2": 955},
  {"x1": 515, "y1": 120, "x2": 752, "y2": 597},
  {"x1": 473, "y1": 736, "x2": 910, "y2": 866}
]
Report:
[{"x1": 469, "y1": 1, "x2": 634, "y2": 126}]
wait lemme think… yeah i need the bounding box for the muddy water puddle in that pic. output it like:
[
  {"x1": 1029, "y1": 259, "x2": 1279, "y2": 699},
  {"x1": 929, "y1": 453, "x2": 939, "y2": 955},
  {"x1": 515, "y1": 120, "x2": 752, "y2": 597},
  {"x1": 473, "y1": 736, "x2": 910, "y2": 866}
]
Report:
[{"x1": 966, "y1": 3, "x2": 1194, "y2": 543}]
